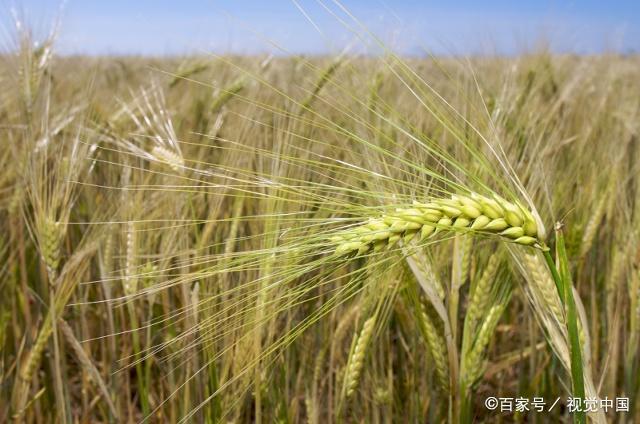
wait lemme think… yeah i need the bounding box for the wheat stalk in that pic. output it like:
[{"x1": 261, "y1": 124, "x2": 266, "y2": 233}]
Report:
[{"x1": 58, "y1": 319, "x2": 118, "y2": 419}]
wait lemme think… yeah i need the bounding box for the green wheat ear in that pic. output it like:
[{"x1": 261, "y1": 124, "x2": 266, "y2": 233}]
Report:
[
  {"x1": 330, "y1": 193, "x2": 544, "y2": 256},
  {"x1": 344, "y1": 315, "x2": 377, "y2": 398},
  {"x1": 39, "y1": 216, "x2": 62, "y2": 280}
]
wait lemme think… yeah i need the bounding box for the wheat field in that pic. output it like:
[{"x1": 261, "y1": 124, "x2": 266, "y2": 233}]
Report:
[{"x1": 0, "y1": 10, "x2": 639, "y2": 424}]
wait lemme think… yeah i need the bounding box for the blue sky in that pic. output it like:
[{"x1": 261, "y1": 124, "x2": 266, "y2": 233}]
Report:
[{"x1": 8, "y1": 1, "x2": 640, "y2": 56}]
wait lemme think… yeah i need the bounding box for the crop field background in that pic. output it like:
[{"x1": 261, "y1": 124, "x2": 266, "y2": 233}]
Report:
[{"x1": 0, "y1": 3, "x2": 639, "y2": 423}]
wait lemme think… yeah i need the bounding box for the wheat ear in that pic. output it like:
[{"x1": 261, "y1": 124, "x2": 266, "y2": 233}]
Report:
[
  {"x1": 331, "y1": 193, "x2": 543, "y2": 256},
  {"x1": 465, "y1": 253, "x2": 501, "y2": 336},
  {"x1": 344, "y1": 316, "x2": 376, "y2": 398},
  {"x1": 301, "y1": 58, "x2": 343, "y2": 111},
  {"x1": 523, "y1": 252, "x2": 565, "y2": 326},
  {"x1": 580, "y1": 193, "x2": 608, "y2": 258},
  {"x1": 418, "y1": 309, "x2": 450, "y2": 391},
  {"x1": 210, "y1": 77, "x2": 246, "y2": 113},
  {"x1": 11, "y1": 324, "x2": 53, "y2": 419},
  {"x1": 152, "y1": 145, "x2": 185, "y2": 172},
  {"x1": 461, "y1": 305, "x2": 504, "y2": 387},
  {"x1": 39, "y1": 216, "x2": 62, "y2": 281}
]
